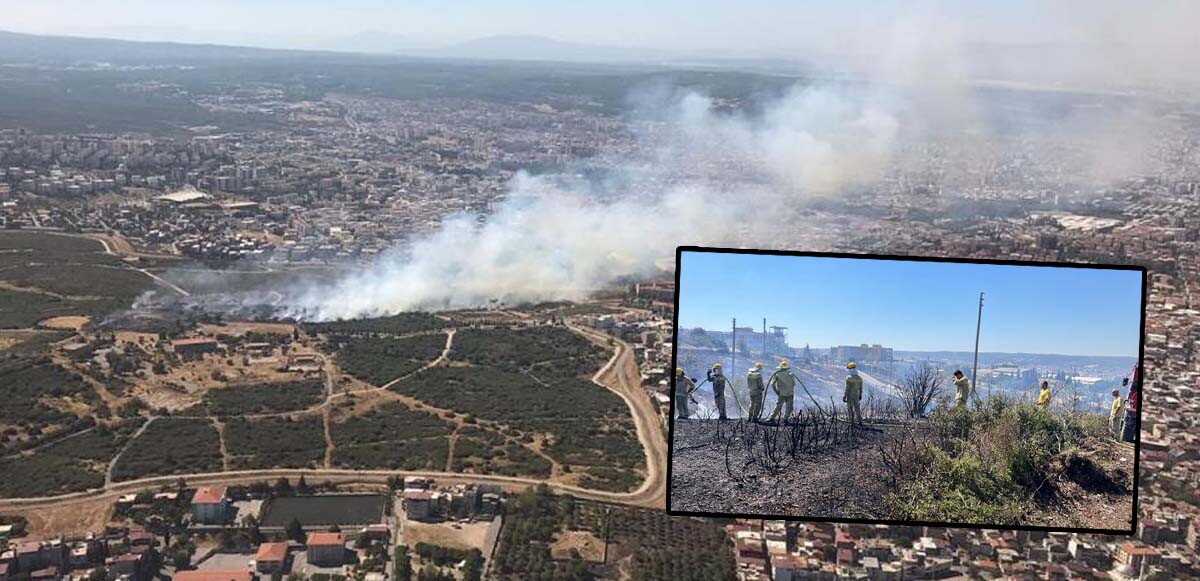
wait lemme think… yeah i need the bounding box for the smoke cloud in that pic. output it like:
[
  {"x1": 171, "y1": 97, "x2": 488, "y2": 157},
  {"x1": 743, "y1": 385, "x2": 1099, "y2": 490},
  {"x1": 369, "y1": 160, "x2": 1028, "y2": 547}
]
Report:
[
  {"x1": 271, "y1": 84, "x2": 899, "y2": 320},
  {"x1": 154, "y1": 5, "x2": 1198, "y2": 321}
]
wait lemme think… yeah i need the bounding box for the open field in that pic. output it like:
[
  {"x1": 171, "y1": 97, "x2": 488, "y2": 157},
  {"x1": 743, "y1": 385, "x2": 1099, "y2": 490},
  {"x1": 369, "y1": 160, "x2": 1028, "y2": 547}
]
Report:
[
  {"x1": 390, "y1": 365, "x2": 642, "y2": 490},
  {"x1": 331, "y1": 402, "x2": 453, "y2": 471},
  {"x1": 332, "y1": 334, "x2": 448, "y2": 386},
  {"x1": 404, "y1": 520, "x2": 494, "y2": 553},
  {"x1": 110, "y1": 419, "x2": 223, "y2": 482},
  {"x1": 203, "y1": 380, "x2": 325, "y2": 416},
  {"x1": 0, "y1": 423, "x2": 141, "y2": 497},
  {"x1": 225, "y1": 416, "x2": 326, "y2": 470},
  {"x1": 0, "y1": 357, "x2": 96, "y2": 451},
  {"x1": 260, "y1": 494, "x2": 386, "y2": 527},
  {"x1": 0, "y1": 232, "x2": 153, "y2": 327}
]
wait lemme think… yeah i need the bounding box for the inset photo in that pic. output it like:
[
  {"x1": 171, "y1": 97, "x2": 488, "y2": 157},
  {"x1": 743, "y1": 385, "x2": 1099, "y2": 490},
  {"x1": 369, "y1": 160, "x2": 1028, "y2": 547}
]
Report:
[{"x1": 668, "y1": 247, "x2": 1146, "y2": 533}]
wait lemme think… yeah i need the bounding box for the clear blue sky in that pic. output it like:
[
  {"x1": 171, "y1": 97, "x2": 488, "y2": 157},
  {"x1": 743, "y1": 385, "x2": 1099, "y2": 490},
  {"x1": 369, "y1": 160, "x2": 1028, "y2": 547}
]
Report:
[{"x1": 678, "y1": 251, "x2": 1143, "y2": 357}]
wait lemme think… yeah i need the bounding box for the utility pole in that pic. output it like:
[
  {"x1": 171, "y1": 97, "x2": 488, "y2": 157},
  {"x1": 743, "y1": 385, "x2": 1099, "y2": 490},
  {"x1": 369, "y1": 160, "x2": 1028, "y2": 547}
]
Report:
[
  {"x1": 972, "y1": 292, "x2": 984, "y2": 405},
  {"x1": 731, "y1": 318, "x2": 737, "y2": 383},
  {"x1": 762, "y1": 318, "x2": 767, "y2": 360}
]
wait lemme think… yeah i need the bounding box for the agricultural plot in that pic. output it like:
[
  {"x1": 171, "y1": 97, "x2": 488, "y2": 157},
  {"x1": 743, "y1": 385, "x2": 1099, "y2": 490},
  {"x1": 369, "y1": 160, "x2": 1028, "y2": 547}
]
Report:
[
  {"x1": 0, "y1": 422, "x2": 141, "y2": 498},
  {"x1": 451, "y1": 426, "x2": 552, "y2": 479},
  {"x1": 390, "y1": 365, "x2": 642, "y2": 491},
  {"x1": 330, "y1": 402, "x2": 453, "y2": 470},
  {"x1": 0, "y1": 288, "x2": 124, "y2": 329},
  {"x1": 225, "y1": 416, "x2": 326, "y2": 470},
  {"x1": 202, "y1": 379, "x2": 325, "y2": 417},
  {"x1": 110, "y1": 419, "x2": 223, "y2": 481},
  {"x1": 0, "y1": 232, "x2": 150, "y2": 326},
  {"x1": 260, "y1": 494, "x2": 387, "y2": 527},
  {"x1": 450, "y1": 327, "x2": 605, "y2": 372},
  {"x1": 331, "y1": 334, "x2": 447, "y2": 386},
  {"x1": 0, "y1": 358, "x2": 96, "y2": 450},
  {"x1": 491, "y1": 489, "x2": 735, "y2": 581}
]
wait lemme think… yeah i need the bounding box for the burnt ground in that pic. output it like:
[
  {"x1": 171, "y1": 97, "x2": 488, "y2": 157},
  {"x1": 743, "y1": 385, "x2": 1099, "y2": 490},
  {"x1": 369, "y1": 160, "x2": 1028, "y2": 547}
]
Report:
[
  {"x1": 670, "y1": 419, "x2": 904, "y2": 520},
  {"x1": 1031, "y1": 438, "x2": 1136, "y2": 531},
  {"x1": 670, "y1": 419, "x2": 1136, "y2": 529}
]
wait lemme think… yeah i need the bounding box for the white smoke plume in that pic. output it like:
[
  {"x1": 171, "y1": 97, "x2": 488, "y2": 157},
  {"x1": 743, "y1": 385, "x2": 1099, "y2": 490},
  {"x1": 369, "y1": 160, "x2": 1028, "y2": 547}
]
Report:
[{"x1": 270, "y1": 85, "x2": 900, "y2": 320}]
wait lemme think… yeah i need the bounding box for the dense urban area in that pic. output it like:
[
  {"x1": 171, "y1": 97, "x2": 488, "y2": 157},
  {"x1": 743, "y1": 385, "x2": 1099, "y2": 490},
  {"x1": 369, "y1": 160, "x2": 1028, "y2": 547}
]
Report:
[{"x1": 0, "y1": 28, "x2": 1198, "y2": 581}]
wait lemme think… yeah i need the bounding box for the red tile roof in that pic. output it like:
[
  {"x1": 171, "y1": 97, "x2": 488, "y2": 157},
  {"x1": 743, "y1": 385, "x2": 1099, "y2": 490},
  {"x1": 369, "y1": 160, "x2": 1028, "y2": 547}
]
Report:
[
  {"x1": 173, "y1": 572, "x2": 253, "y2": 581},
  {"x1": 255, "y1": 542, "x2": 289, "y2": 563},
  {"x1": 192, "y1": 486, "x2": 228, "y2": 505},
  {"x1": 1120, "y1": 542, "x2": 1160, "y2": 557},
  {"x1": 306, "y1": 532, "x2": 344, "y2": 547}
]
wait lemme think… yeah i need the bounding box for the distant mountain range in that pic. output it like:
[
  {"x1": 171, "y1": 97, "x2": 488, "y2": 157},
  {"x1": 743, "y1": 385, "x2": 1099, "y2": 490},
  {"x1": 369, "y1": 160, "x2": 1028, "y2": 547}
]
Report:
[{"x1": 0, "y1": 28, "x2": 814, "y2": 72}]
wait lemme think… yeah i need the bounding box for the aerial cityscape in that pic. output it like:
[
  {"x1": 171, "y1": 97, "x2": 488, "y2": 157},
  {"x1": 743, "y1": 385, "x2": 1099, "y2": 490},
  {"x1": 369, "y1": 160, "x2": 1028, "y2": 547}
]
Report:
[{"x1": 0, "y1": 1, "x2": 1199, "y2": 580}]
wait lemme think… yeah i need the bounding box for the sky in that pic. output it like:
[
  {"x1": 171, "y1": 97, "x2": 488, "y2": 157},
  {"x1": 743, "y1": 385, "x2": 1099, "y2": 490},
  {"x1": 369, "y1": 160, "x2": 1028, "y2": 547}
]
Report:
[
  {"x1": 677, "y1": 251, "x2": 1143, "y2": 357},
  {"x1": 4, "y1": 0, "x2": 1199, "y2": 57}
]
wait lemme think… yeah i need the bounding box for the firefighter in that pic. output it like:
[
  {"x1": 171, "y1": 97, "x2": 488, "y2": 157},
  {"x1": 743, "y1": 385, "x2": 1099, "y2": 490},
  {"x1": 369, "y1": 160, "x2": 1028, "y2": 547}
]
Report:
[
  {"x1": 767, "y1": 360, "x2": 801, "y2": 423},
  {"x1": 707, "y1": 363, "x2": 730, "y2": 420},
  {"x1": 952, "y1": 370, "x2": 971, "y2": 408},
  {"x1": 746, "y1": 362, "x2": 765, "y2": 422},
  {"x1": 1109, "y1": 387, "x2": 1124, "y2": 437},
  {"x1": 674, "y1": 367, "x2": 697, "y2": 420},
  {"x1": 844, "y1": 362, "x2": 863, "y2": 425},
  {"x1": 1037, "y1": 381, "x2": 1052, "y2": 409}
]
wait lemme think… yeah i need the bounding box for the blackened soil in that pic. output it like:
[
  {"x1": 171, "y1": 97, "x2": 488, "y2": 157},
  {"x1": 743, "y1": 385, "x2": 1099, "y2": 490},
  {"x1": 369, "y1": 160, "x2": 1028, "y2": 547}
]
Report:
[{"x1": 670, "y1": 419, "x2": 906, "y2": 520}]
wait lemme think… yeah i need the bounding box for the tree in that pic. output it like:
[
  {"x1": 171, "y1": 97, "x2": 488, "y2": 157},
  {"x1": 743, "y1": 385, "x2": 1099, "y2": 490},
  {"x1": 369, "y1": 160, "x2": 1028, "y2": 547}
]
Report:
[
  {"x1": 462, "y1": 550, "x2": 484, "y2": 581},
  {"x1": 895, "y1": 362, "x2": 945, "y2": 418},
  {"x1": 274, "y1": 477, "x2": 293, "y2": 497},
  {"x1": 286, "y1": 518, "x2": 305, "y2": 543},
  {"x1": 394, "y1": 545, "x2": 413, "y2": 581},
  {"x1": 297, "y1": 474, "x2": 312, "y2": 495}
]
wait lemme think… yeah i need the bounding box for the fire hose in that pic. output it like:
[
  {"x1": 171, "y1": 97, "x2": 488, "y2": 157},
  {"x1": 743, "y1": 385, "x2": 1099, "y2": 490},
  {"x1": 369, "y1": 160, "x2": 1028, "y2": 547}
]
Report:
[{"x1": 692, "y1": 376, "x2": 749, "y2": 416}]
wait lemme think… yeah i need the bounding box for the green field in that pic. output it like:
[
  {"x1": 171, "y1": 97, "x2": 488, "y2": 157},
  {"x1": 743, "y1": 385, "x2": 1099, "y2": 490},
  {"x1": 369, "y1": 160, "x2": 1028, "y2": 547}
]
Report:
[
  {"x1": 331, "y1": 403, "x2": 452, "y2": 471},
  {"x1": 0, "y1": 357, "x2": 95, "y2": 445},
  {"x1": 110, "y1": 419, "x2": 223, "y2": 482},
  {"x1": 0, "y1": 423, "x2": 141, "y2": 498},
  {"x1": 390, "y1": 365, "x2": 641, "y2": 490},
  {"x1": 225, "y1": 416, "x2": 326, "y2": 470},
  {"x1": 203, "y1": 380, "x2": 325, "y2": 417},
  {"x1": 332, "y1": 334, "x2": 447, "y2": 386},
  {"x1": 0, "y1": 232, "x2": 151, "y2": 327}
]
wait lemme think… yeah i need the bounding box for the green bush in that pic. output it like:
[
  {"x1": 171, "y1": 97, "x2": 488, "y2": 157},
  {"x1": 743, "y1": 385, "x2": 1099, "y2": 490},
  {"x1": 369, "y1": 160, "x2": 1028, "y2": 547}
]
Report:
[
  {"x1": 889, "y1": 400, "x2": 1108, "y2": 525},
  {"x1": 887, "y1": 444, "x2": 1025, "y2": 525}
]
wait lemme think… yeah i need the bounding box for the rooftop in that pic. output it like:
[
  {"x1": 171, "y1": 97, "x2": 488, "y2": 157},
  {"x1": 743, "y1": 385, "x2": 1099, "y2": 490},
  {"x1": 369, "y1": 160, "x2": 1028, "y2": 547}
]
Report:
[
  {"x1": 255, "y1": 542, "x2": 289, "y2": 563},
  {"x1": 306, "y1": 532, "x2": 344, "y2": 547},
  {"x1": 192, "y1": 486, "x2": 228, "y2": 505},
  {"x1": 173, "y1": 572, "x2": 253, "y2": 581}
]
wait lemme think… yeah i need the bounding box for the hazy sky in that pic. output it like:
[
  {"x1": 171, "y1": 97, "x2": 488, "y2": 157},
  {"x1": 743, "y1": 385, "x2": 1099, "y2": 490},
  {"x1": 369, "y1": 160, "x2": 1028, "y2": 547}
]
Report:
[
  {"x1": 4, "y1": 0, "x2": 1199, "y2": 56},
  {"x1": 677, "y1": 251, "x2": 1143, "y2": 357}
]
